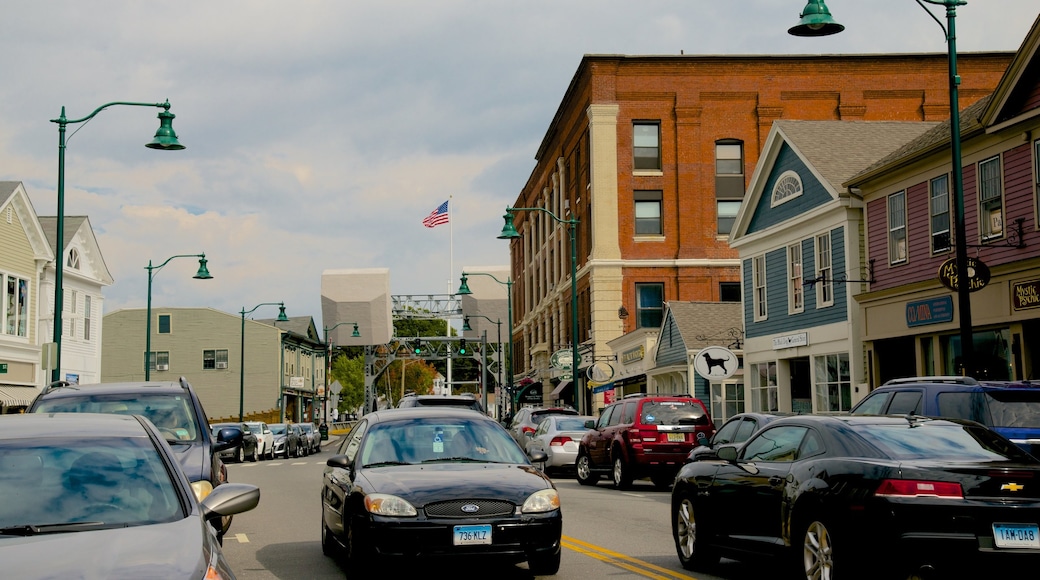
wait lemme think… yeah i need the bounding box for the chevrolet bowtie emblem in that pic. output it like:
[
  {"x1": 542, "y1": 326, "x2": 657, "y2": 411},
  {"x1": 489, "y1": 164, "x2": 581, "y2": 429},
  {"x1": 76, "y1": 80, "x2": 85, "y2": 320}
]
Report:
[{"x1": 1002, "y1": 483, "x2": 1025, "y2": 492}]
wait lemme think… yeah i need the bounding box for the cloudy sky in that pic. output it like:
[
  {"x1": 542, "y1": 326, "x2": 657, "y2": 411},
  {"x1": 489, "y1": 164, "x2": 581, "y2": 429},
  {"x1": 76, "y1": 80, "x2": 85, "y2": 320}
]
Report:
[{"x1": 2, "y1": 1, "x2": 1038, "y2": 328}]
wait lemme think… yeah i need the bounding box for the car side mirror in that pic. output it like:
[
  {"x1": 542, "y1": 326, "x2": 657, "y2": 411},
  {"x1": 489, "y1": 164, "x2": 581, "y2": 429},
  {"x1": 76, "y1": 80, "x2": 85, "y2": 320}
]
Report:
[
  {"x1": 214, "y1": 426, "x2": 243, "y2": 453},
  {"x1": 528, "y1": 449, "x2": 548, "y2": 464},
  {"x1": 716, "y1": 445, "x2": 739, "y2": 462},
  {"x1": 584, "y1": 419, "x2": 596, "y2": 429}
]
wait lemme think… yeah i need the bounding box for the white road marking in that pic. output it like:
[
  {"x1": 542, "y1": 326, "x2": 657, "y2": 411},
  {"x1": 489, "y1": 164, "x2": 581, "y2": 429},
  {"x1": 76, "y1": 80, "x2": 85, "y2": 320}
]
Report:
[{"x1": 231, "y1": 533, "x2": 249, "y2": 543}]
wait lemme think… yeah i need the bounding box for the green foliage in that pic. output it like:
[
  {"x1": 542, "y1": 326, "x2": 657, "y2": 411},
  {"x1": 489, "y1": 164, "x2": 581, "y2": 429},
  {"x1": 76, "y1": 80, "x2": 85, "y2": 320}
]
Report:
[
  {"x1": 382, "y1": 359, "x2": 438, "y2": 406},
  {"x1": 331, "y1": 353, "x2": 365, "y2": 415},
  {"x1": 394, "y1": 316, "x2": 450, "y2": 338}
]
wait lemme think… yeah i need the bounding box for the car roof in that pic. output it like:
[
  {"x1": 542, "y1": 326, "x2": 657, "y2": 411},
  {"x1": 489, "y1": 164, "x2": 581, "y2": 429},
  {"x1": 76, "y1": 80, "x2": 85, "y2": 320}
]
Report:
[
  {"x1": 365, "y1": 407, "x2": 494, "y2": 423},
  {"x1": 35, "y1": 380, "x2": 193, "y2": 400},
  {"x1": 768, "y1": 413, "x2": 965, "y2": 428},
  {"x1": 0, "y1": 412, "x2": 150, "y2": 439}
]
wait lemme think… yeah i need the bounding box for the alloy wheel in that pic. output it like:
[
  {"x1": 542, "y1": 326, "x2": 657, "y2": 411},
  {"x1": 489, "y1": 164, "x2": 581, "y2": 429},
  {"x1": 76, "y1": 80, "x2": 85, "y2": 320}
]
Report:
[{"x1": 803, "y1": 520, "x2": 834, "y2": 580}]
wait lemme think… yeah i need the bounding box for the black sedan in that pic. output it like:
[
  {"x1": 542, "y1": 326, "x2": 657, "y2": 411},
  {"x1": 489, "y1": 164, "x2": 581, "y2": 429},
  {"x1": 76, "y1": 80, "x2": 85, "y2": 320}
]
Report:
[
  {"x1": 671, "y1": 414, "x2": 1040, "y2": 579},
  {"x1": 321, "y1": 408, "x2": 562, "y2": 574},
  {"x1": 686, "y1": 411, "x2": 790, "y2": 462},
  {"x1": 212, "y1": 422, "x2": 259, "y2": 463},
  {"x1": 0, "y1": 413, "x2": 260, "y2": 578}
]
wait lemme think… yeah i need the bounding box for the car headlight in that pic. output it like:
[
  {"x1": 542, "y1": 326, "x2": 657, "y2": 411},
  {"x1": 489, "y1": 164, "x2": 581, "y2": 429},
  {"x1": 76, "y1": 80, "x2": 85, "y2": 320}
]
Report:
[
  {"x1": 192, "y1": 479, "x2": 214, "y2": 502},
  {"x1": 364, "y1": 493, "x2": 417, "y2": 517},
  {"x1": 521, "y1": 488, "x2": 560, "y2": 514}
]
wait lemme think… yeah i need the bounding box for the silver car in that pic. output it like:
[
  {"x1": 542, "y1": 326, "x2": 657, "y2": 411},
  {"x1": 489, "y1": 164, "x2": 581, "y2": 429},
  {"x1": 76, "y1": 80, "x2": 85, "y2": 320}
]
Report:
[{"x1": 525, "y1": 414, "x2": 595, "y2": 475}]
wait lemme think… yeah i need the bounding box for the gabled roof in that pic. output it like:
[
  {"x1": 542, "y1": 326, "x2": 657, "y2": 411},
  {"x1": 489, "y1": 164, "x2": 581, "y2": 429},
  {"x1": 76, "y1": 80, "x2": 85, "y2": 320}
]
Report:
[
  {"x1": 263, "y1": 316, "x2": 320, "y2": 343},
  {"x1": 663, "y1": 302, "x2": 743, "y2": 351},
  {"x1": 0, "y1": 181, "x2": 54, "y2": 262},
  {"x1": 38, "y1": 215, "x2": 115, "y2": 286}
]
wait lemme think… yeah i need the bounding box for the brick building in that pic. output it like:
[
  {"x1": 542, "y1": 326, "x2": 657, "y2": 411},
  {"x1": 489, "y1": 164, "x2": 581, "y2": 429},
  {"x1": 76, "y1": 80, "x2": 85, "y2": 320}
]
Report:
[{"x1": 506, "y1": 52, "x2": 1012, "y2": 412}]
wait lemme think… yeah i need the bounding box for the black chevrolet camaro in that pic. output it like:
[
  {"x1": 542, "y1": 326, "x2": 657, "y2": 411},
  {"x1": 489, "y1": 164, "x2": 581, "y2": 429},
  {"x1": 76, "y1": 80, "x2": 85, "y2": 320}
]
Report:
[
  {"x1": 321, "y1": 408, "x2": 562, "y2": 574},
  {"x1": 671, "y1": 414, "x2": 1040, "y2": 579}
]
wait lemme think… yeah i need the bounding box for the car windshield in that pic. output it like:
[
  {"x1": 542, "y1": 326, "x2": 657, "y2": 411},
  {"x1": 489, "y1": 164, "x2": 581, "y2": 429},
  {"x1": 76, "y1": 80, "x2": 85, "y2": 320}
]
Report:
[
  {"x1": 33, "y1": 393, "x2": 198, "y2": 442},
  {"x1": 0, "y1": 437, "x2": 183, "y2": 532},
  {"x1": 531, "y1": 409, "x2": 576, "y2": 424},
  {"x1": 360, "y1": 417, "x2": 528, "y2": 467},
  {"x1": 852, "y1": 421, "x2": 1033, "y2": 462},
  {"x1": 270, "y1": 424, "x2": 287, "y2": 435},
  {"x1": 555, "y1": 418, "x2": 589, "y2": 431},
  {"x1": 641, "y1": 401, "x2": 708, "y2": 426}
]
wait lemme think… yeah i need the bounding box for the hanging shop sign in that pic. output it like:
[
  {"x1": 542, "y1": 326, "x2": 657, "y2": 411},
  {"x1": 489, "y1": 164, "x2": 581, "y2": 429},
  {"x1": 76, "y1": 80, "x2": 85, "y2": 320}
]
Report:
[
  {"x1": 938, "y1": 257, "x2": 990, "y2": 293},
  {"x1": 693, "y1": 346, "x2": 738, "y2": 381}
]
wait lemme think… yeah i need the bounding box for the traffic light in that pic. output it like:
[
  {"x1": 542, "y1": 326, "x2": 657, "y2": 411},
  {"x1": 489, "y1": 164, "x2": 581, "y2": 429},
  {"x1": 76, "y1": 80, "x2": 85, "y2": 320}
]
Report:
[
  {"x1": 413, "y1": 340, "x2": 422, "y2": 355},
  {"x1": 458, "y1": 338, "x2": 467, "y2": 355}
]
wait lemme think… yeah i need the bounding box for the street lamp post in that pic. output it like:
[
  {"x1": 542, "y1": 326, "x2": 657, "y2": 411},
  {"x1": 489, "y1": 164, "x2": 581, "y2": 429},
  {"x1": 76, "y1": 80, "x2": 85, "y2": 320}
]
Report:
[
  {"x1": 240, "y1": 302, "x2": 289, "y2": 422},
  {"x1": 50, "y1": 100, "x2": 185, "y2": 383},
  {"x1": 789, "y1": 0, "x2": 975, "y2": 374},
  {"x1": 463, "y1": 314, "x2": 502, "y2": 414},
  {"x1": 322, "y1": 322, "x2": 360, "y2": 424},
  {"x1": 498, "y1": 207, "x2": 583, "y2": 415},
  {"x1": 145, "y1": 254, "x2": 212, "y2": 380},
  {"x1": 458, "y1": 272, "x2": 514, "y2": 414}
]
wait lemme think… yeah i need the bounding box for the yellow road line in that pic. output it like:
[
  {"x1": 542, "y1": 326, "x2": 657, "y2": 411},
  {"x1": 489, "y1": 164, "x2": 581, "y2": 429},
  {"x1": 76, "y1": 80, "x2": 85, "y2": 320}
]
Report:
[{"x1": 561, "y1": 535, "x2": 693, "y2": 579}]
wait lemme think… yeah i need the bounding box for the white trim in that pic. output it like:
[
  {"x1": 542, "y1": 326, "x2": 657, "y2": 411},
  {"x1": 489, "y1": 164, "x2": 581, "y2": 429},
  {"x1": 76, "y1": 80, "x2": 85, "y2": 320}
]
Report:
[{"x1": 770, "y1": 170, "x2": 803, "y2": 208}]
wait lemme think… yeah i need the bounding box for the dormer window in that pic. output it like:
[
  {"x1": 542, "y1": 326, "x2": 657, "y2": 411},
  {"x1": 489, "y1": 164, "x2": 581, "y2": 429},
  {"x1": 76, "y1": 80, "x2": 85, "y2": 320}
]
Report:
[{"x1": 770, "y1": 171, "x2": 803, "y2": 207}]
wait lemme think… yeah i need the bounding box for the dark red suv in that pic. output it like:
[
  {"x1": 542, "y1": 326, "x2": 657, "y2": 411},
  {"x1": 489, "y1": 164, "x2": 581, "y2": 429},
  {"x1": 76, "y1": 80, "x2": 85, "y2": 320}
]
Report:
[{"x1": 576, "y1": 394, "x2": 714, "y2": 489}]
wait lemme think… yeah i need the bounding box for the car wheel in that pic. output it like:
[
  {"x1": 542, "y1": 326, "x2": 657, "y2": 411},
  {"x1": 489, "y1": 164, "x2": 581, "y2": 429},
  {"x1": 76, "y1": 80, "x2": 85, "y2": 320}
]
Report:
[
  {"x1": 673, "y1": 494, "x2": 719, "y2": 570},
  {"x1": 612, "y1": 454, "x2": 633, "y2": 489},
  {"x1": 236, "y1": 446, "x2": 245, "y2": 463},
  {"x1": 344, "y1": 519, "x2": 374, "y2": 573},
  {"x1": 802, "y1": 519, "x2": 835, "y2": 580},
  {"x1": 527, "y1": 548, "x2": 562, "y2": 575},
  {"x1": 321, "y1": 518, "x2": 338, "y2": 557},
  {"x1": 575, "y1": 454, "x2": 598, "y2": 486},
  {"x1": 250, "y1": 445, "x2": 258, "y2": 462}
]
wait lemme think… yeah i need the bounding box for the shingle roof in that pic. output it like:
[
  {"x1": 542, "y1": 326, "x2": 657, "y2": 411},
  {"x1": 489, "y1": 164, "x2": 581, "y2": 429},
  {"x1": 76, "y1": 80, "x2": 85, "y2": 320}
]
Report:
[
  {"x1": 665, "y1": 302, "x2": 743, "y2": 350},
  {"x1": 37, "y1": 216, "x2": 88, "y2": 251}
]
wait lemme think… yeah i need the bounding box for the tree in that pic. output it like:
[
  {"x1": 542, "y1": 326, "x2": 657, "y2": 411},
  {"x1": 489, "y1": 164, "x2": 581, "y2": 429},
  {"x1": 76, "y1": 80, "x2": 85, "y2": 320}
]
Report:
[
  {"x1": 383, "y1": 359, "x2": 439, "y2": 406},
  {"x1": 331, "y1": 354, "x2": 365, "y2": 416}
]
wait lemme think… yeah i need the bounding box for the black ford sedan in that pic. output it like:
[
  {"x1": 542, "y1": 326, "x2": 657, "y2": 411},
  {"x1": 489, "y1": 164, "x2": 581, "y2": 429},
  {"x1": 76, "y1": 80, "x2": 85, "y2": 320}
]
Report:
[
  {"x1": 321, "y1": 408, "x2": 562, "y2": 574},
  {"x1": 671, "y1": 414, "x2": 1040, "y2": 579}
]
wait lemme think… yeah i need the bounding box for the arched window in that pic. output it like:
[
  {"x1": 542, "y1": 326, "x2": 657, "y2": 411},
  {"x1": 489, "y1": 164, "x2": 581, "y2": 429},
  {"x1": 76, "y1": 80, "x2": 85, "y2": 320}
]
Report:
[
  {"x1": 770, "y1": 171, "x2": 803, "y2": 207},
  {"x1": 66, "y1": 248, "x2": 80, "y2": 270}
]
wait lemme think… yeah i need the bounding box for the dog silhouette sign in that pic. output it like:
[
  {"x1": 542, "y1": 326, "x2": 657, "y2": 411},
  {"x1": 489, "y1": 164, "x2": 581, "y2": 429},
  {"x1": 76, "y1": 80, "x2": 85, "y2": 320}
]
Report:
[{"x1": 693, "y1": 346, "x2": 738, "y2": 381}]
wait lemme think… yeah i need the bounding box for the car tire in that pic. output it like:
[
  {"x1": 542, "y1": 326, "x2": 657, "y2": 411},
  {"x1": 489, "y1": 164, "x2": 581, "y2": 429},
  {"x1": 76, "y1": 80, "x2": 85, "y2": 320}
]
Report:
[
  {"x1": 801, "y1": 519, "x2": 836, "y2": 580},
  {"x1": 673, "y1": 494, "x2": 719, "y2": 570},
  {"x1": 250, "y1": 445, "x2": 258, "y2": 462},
  {"x1": 344, "y1": 520, "x2": 374, "y2": 574},
  {"x1": 575, "y1": 454, "x2": 598, "y2": 486},
  {"x1": 321, "y1": 519, "x2": 338, "y2": 557},
  {"x1": 236, "y1": 446, "x2": 245, "y2": 463},
  {"x1": 612, "y1": 454, "x2": 633, "y2": 489},
  {"x1": 528, "y1": 548, "x2": 562, "y2": 575}
]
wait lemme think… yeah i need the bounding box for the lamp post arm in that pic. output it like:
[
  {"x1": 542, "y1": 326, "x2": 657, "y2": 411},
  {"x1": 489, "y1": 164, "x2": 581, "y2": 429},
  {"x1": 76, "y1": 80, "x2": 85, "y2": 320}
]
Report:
[
  {"x1": 144, "y1": 252, "x2": 207, "y2": 381},
  {"x1": 51, "y1": 100, "x2": 173, "y2": 127},
  {"x1": 507, "y1": 206, "x2": 577, "y2": 226}
]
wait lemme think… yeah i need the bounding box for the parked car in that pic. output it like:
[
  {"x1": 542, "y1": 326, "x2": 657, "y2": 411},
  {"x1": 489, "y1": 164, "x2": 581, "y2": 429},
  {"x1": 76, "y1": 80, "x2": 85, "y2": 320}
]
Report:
[
  {"x1": 27, "y1": 377, "x2": 242, "y2": 538},
  {"x1": 671, "y1": 413, "x2": 1040, "y2": 579},
  {"x1": 525, "y1": 414, "x2": 595, "y2": 475},
  {"x1": 299, "y1": 423, "x2": 321, "y2": 454},
  {"x1": 686, "y1": 412, "x2": 791, "y2": 463},
  {"x1": 321, "y1": 408, "x2": 561, "y2": 574},
  {"x1": 289, "y1": 423, "x2": 309, "y2": 456},
  {"x1": 398, "y1": 393, "x2": 485, "y2": 413},
  {"x1": 508, "y1": 406, "x2": 578, "y2": 447},
  {"x1": 576, "y1": 394, "x2": 714, "y2": 489},
  {"x1": 269, "y1": 423, "x2": 300, "y2": 459},
  {"x1": 245, "y1": 421, "x2": 274, "y2": 460},
  {"x1": 849, "y1": 376, "x2": 1040, "y2": 456},
  {"x1": 0, "y1": 413, "x2": 260, "y2": 578},
  {"x1": 212, "y1": 422, "x2": 259, "y2": 463}
]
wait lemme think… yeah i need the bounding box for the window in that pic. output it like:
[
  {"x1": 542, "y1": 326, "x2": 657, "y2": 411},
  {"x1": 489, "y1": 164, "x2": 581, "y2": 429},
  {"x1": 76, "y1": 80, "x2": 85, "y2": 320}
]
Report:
[
  {"x1": 815, "y1": 233, "x2": 833, "y2": 306},
  {"x1": 67, "y1": 290, "x2": 77, "y2": 339},
  {"x1": 743, "y1": 426, "x2": 807, "y2": 462},
  {"x1": 753, "y1": 255, "x2": 767, "y2": 320},
  {"x1": 717, "y1": 200, "x2": 741, "y2": 235},
  {"x1": 979, "y1": 156, "x2": 1003, "y2": 239},
  {"x1": 633, "y1": 122, "x2": 660, "y2": 170},
  {"x1": 1035, "y1": 139, "x2": 1040, "y2": 215},
  {"x1": 770, "y1": 170, "x2": 803, "y2": 207},
  {"x1": 84, "y1": 296, "x2": 92, "y2": 341},
  {"x1": 634, "y1": 191, "x2": 662, "y2": 235},
  {"x1": 750, "y1": 361, "x2": 778, "y2": 412},
  {"x1": 203, "y1": 349, "x2": 229, "y2": 370},
  {"x1": 788, "y1": 242, "x2": 803, "y2": 313},
  {"x1": 3, "y1": 273, "x2": 29, "y2": 337},
  {"x1": 888, "y1": 191, "x2": 907, "y2": 264},
  {"x1": 710, "y1": 382, "x2": 745, "y2": 423},
  {"x1": 158, "y1": 314, "x2": 171, "y2": 334},
  {"x1": 635, "y1": 283, "x2": 664, "y2": 329},
  {"x1": 716, "y1": 140, "x2": 745, "y2": 234},
  {"x1": 814, "y1": 353, "x2": 852, "y2": 412},
  {"x1": 148, "y1": 351, "x2": 170, "y2": 371},
  {"x1": 66, "y1": 248, "x2": 80, "y2": 270},
  {"x1": 930, "y1": 174, "x2": 951, "y2": 253},
  {"x1": 720, "y1": 282, "x2": 741, "y2": 302}
]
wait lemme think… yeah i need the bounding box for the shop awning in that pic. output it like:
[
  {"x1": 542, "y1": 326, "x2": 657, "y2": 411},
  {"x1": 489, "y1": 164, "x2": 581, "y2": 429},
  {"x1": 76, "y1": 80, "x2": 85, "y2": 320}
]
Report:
[
  {"x1": 550, "y1": 380, "x2": 570, "y2": 398},
  {"x1": 0, "y1": 385, "x2": 41, "y2": 409}
]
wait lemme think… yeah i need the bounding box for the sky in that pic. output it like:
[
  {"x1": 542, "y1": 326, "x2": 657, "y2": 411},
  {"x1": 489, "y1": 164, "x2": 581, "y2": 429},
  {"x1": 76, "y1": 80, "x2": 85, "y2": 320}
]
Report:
[{"x1": 2, "y1": 1, "x2": 1038, "y2": 329}]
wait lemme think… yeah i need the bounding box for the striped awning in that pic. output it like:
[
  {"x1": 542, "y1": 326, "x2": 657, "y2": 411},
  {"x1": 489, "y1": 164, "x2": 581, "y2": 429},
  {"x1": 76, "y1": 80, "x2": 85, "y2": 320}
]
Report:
[{"x1": 0, "y1": 385, "x2": 41, "y2": 409}]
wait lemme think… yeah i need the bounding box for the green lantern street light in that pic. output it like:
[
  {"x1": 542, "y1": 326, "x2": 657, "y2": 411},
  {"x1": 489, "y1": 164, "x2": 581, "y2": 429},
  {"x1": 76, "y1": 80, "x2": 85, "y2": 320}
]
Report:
[
  {"x1": 789, "y1": 0, "x2": 976, "y2": 375},
  {"x1": 463, "y1": 314, "x2": 502, "y2": 413},
  {"x1": 240, "y1": 302, "x2": 289, "y2": 422},
  {"x1": 458, "y1": 271, "x2": 515, "y2": 416},
  {"x1": 145, "y1": 254, "x2": 212, "y2": 380},
  {"x1": 323, "y1": 322, "x2": 361, "y2": 425},
  {"x1": 498, "y1": 207, "x2": 584, "y2": 415},
  {"x1": 50, "y1": 100, "x2": 185, "y2": 382}
]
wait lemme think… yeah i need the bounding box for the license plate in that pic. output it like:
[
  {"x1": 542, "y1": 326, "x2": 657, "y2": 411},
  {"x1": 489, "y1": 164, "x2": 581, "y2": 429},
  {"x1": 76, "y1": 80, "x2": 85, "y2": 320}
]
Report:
[
  {"x1": 453, "y1": 524, "x2": 492, "y2": 546},
  {"x1": 993, "y1": 523, "x2": 1040, "y2": 549},
  {"x1": 667, "y1": 433, "x2": 685, "y2": 442}
]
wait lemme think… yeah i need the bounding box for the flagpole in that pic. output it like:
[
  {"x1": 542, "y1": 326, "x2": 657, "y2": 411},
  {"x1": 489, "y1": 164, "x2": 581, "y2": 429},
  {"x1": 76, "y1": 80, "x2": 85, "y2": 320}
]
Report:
[{"x1": 446, "y1": 196, "x2": 454, "y2": 395}]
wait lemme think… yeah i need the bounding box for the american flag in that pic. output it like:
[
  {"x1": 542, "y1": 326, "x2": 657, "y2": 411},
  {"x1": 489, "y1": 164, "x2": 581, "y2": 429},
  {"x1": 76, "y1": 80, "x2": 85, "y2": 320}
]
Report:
[{"x1": 422, "y1": 200, "x2": 450, "y2": 228}]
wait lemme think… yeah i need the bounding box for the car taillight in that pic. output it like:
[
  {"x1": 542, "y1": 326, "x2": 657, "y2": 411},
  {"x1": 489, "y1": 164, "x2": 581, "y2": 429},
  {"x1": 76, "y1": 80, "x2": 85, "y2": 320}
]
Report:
[
  {"x1": 521, "y1": 426, "x2": 536, "y2": 435},
  {"x1": 875, "y1": 479, "x2": 963, "y2": 498},
  {"x1": 549, "y1": 436, "x2": 571, "y2": 447}
]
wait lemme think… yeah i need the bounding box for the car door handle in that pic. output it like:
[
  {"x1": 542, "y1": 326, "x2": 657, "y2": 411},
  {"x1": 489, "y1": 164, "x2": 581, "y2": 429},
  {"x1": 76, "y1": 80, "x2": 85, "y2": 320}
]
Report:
[{"x1": 768, "y1": 475, "x2": 784, "y2": 486}]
